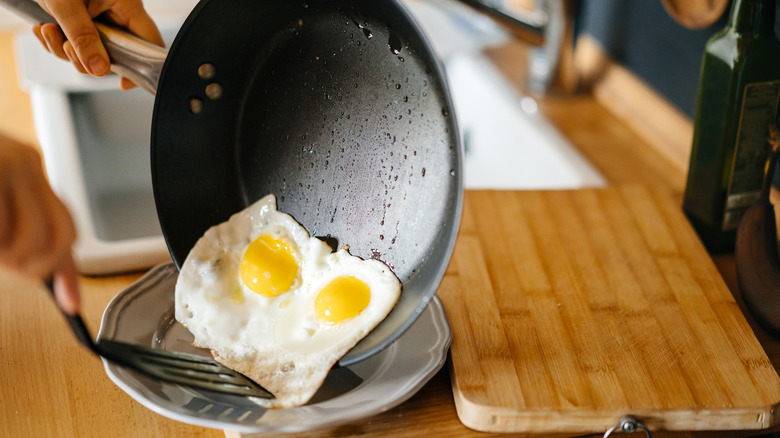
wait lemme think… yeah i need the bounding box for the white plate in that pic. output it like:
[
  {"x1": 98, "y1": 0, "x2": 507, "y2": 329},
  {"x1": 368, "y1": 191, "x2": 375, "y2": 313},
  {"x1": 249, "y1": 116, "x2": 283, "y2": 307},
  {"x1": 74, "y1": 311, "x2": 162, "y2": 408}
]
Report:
[{"x1": 97, "y1": 263, "x2": 452, "y2": 433}]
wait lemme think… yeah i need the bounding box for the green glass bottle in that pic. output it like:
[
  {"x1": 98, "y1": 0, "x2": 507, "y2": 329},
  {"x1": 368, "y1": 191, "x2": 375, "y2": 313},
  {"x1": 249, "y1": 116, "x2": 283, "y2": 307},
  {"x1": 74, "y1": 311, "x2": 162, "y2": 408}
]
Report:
[{"x1": 683, "y1": 0, "x2": 780, "y2": 252}]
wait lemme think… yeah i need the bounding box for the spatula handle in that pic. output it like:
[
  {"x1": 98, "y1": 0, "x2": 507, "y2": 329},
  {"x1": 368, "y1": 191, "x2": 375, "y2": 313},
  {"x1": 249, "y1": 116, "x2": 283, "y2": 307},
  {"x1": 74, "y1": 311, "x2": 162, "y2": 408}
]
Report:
[
  {"x1": 44, "y1": 278, "x2": 99, "y2": 355},
  {"x1": 0, "y1": 0, "x2": 166, "y2": 94}
]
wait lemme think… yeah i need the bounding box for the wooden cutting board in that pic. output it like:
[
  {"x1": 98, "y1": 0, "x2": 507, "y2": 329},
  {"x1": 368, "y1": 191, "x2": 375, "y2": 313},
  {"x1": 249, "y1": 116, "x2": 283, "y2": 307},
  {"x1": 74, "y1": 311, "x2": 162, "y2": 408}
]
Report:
[{"x1": 438, "y1": 187, "x2": 780, "y2": 435}]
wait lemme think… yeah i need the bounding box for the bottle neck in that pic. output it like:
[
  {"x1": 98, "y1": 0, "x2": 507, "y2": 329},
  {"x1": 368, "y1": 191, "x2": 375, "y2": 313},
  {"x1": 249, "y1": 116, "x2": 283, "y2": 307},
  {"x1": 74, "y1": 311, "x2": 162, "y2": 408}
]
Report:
[{"x1": 728, "y1": 0, "x2": 776, "y2": 35}]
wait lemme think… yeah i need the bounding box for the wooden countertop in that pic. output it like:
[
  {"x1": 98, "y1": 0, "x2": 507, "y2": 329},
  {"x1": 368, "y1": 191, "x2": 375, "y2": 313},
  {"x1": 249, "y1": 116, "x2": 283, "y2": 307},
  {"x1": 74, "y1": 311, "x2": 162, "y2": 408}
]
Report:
[{"x1": 2, "y1": 29, "x2": 779, "y2": 438}]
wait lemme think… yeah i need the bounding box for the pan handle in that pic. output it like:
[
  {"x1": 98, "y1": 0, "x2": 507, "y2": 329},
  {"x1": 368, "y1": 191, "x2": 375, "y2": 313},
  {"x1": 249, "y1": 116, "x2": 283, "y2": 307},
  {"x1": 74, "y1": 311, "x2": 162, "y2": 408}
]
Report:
[
  {"x1": 0, "y1": 0, "x2": 166, "y2": 94},
  {"x1": 93, "y1": 22, "x2": 166, "y2": 94}
]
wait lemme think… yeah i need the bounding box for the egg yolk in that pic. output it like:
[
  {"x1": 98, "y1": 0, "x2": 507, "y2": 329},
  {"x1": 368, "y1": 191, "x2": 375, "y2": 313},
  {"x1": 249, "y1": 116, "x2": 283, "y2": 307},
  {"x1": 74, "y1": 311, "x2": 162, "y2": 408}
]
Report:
[
  {"x1": 240, "y1": 234, "x2": 299, "y2": 297},
  {"x1": 314, "y1": 276, "x2": 371, "y2": 324}
]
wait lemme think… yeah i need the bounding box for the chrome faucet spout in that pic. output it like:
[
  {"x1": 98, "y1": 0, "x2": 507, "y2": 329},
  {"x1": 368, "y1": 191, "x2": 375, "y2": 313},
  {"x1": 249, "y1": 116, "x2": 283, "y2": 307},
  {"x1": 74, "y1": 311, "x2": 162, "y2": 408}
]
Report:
[
  {"x1": 454, "y1": 0, "x2": 575, "y2": 95},
  {"x1": 456, "y1": 0, "x2": 548, "y2": 44},
  {"x1": 528, "y1": 0, "x2": 573, "y2": 95}
]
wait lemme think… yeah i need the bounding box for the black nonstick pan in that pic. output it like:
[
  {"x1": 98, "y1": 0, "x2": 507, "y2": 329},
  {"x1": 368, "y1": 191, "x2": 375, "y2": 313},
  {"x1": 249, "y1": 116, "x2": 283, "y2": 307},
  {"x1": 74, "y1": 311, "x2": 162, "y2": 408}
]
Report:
[{"x1": 6, "y1": 0, "x2": 462, "y2": 366}]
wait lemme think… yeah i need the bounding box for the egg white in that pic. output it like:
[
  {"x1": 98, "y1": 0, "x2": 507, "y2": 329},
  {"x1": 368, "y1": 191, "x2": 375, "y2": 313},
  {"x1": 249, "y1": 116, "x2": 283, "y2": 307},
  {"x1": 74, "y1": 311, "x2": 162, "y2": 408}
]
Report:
[{"x1": 175, "y1": 194, "x2": 401, "y2": 408}]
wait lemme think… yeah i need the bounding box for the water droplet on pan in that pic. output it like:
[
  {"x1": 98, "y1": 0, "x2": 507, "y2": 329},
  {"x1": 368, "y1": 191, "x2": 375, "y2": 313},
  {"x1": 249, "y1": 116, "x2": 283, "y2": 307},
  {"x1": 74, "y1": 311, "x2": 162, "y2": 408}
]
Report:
[{"x1": 388, "y1": 34, "x2": 402, "y2": 55}]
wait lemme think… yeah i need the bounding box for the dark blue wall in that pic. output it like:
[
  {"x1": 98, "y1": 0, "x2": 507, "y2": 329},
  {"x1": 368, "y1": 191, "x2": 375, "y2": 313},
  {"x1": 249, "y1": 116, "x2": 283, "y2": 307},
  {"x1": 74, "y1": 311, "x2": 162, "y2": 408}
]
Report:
[{"x1": 577, "y1": 0, "x2": 729, "y2": 118}]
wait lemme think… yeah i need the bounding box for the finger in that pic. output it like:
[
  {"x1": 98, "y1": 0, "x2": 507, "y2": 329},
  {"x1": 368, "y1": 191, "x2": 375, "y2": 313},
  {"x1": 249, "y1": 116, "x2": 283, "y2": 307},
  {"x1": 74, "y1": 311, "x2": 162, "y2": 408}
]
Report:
[
  {"x1": 104, "y1": 1, "x2": 161, "y2": 91},
  {"x1": 40, "y1": 22, "x2": 68, "y2": 61},
  {"x1": 0, "y1": 137, "x2": 22, "y2": 254},
  {"x1": 53, "y1": 254, "x2": 80, "y2": 316},
  {"x1": 119, "y1": 77, "x2": 137, "y2": 90},
  {"x1": 7, "y1": 164, "x2": 53, "y2": 277},
  {"x1": 0, "y1": 139, "x2": 46, "y2": 274},
  {"x1": 32, "y1": 24, "x2": 50, "y2": 54},
  {"x1": 43, "y1": 1, "x2": 110, "y2": 76},
  {"x1": 0, "y1": 185, "x2": 46, "y2": 273},
  {"x1": 104, "y1": 1, "x2": 164, "y2": 48},
  {"x1": 44, "y1": 190, "x2": 77, "y2": 269},
  {"x1": 63, "y1": 41, "x2": 88, "y2": 75},
  {"x1": 0, "y1": 174, "x2": 14, "y2": 253},
  {"x1": 23, "y1": 187, "x2": 76, "y2": 279}
]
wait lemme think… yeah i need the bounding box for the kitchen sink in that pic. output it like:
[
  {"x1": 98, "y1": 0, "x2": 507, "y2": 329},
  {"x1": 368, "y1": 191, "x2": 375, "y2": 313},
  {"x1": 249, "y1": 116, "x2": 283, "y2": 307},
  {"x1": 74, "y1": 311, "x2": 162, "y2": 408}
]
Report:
[
  {"x1": 15, "y1": 0, "x2": 602, "y2": 275},
  {"x1": 408, "y1": 0, "x2": 604, "y2": 189},
  {"x1": 445, "y1": 52, "x2": 604, "y2": 189}
]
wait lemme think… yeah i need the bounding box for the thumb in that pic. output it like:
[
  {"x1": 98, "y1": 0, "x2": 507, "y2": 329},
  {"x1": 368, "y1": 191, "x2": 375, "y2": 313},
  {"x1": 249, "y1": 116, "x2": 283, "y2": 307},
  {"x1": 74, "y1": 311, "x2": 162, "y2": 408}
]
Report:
[
  {"x1": 53, "y1": 254, "x2": 80, "y2": 316},
  {"x1": 44, "y1": 2, "x2": 110, "y2": 76}
]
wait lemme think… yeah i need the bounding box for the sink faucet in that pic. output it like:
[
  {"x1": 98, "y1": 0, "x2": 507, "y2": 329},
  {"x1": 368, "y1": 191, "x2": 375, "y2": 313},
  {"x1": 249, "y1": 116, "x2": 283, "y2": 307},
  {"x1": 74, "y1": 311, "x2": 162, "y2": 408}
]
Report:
[{"x1": 456, "y1": 0, "x2": 576, "y2": 95}]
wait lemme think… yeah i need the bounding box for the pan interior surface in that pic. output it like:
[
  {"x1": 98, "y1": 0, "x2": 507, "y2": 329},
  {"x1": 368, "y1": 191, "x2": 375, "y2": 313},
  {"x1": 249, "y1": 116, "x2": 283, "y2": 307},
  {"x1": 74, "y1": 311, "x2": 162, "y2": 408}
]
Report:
[{"x1": 152, "y1": 0, "x2": 461, "y2": 365}]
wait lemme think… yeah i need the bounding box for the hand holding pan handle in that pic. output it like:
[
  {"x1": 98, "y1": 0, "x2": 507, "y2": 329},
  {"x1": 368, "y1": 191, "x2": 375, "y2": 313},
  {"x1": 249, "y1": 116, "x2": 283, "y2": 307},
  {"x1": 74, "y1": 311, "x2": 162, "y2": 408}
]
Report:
[{"x1": 1, "y1": 0, "x2": 166, "y2": 94}]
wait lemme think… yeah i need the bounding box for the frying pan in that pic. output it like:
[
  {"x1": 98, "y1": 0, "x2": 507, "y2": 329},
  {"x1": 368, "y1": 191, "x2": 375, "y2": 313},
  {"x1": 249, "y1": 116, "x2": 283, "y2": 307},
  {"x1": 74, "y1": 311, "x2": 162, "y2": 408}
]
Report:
[{"x1": 6, "y1": 0, "x2": 462, "y2": 366}]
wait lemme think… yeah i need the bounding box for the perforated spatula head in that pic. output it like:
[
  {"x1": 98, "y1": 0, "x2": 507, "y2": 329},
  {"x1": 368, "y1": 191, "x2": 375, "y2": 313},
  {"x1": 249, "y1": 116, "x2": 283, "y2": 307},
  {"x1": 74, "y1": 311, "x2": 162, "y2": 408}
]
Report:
[{"x1": 45, "y1": 280, "x2": 273, "y2": 398}]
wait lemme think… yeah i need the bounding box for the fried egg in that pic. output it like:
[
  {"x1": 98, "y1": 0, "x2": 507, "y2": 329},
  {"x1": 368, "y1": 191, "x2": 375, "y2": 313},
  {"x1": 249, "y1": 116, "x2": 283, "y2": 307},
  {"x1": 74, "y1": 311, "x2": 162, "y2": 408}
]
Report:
[{"x1": 175, "y1": 194, "x2": 401, "y2": 408}]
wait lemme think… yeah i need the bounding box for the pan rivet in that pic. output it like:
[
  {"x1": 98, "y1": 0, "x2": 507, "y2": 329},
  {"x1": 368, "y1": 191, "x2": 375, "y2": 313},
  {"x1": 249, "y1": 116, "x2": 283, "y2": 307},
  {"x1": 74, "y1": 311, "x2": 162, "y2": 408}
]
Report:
[
  {"x1": 188, "y1": 98, "x2": 204, "y2": 114},
  {"x1": 198, "y1": 63, "x2": 216, "y2": 80},
  {"x1": 205, "y1": 83, "x2": 223, "y2": 100}
]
